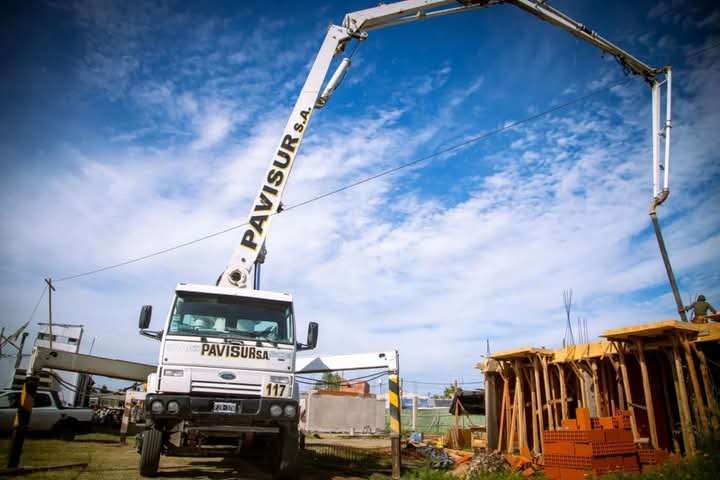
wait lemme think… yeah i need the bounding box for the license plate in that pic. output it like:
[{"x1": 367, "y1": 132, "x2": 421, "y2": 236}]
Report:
[{"x1": 213, "y1": 402, "x2": 237, "y2": 414}]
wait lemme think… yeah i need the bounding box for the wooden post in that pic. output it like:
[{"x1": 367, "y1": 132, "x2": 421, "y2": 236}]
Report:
[
  {"x1": 693, "y1": 344, "x2": 720, "y2": 431},
  {"x1": 44, "y1": 278, "x2": 56, "y2": 350},
  {"x1": 7, "y1": 376, "x2": 39, "y2": 468},
  {"x1": 636, "y1": 339, "x2": 659, "y2": 449},
  {"x1": 513, "y1": 360, "x2": 526, "y2": 452},
  {"x1": 411, "y1": 395, "x2": 418, "y2": 431},
  {"x1": 681, "y1": 337, "x2": 709, "y2": 433},
  {"x1": 529, "y1": 371, "x2": 539, "y2": 453},
  {"x1": 533, "y1": 358, "x2": 546, "y2": 451},
  {"x1": 609, "y1": 357, "x2": 626, "y2": 410},
  {"x1": 497, "y1": 374, "x2": 509, "y2": 451},
  {"x1": 591, "y1": 361, "x2": 602, "y2": 418},
  {"x1": 508, "y1": 374, "x2": 519, "y2": 453},
  {"x1": 557, "y1": 365, "x2": 568, "y2": 421},
  {"x1": 540, "y1": 358, "x2": 555, "y2": 429},
  {"x1": 599, "y1": 360, "x2": 611, "y2": 416},
  {"x1": 388, "y1": 374, "x2": 402, "y2": 479},
  {"x1": 659, "y1": 353, "x2": 681, "y2": 454},
  {"x1": 671, "y1": 338, "x2": 696, "y2": 456},
  {"x1": 616, "y1": 343, "x2": 640, "y2": 442}
]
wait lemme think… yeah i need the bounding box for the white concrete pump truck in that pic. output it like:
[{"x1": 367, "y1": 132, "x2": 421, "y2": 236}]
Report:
[{"x1": 135, "y1": 0, "x2": 674, "y2": 478}]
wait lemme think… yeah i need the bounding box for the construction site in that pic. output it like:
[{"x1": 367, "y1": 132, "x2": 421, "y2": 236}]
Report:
[{"x1": 1, "y1": 0, "x2": 719, "y2": 479}]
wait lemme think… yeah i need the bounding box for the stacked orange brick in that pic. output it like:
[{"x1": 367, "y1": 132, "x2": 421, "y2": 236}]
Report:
[
  {"x1": 542, "y1": 408, "x2": 639, "y2": 480},
  {"x1": 637, "y1": 446, "x2": 670, "y2": 473}
]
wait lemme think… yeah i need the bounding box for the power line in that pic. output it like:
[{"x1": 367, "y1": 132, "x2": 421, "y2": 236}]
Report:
[
  {"x1": 27, "y1": 286, "x2": 47, "y2": 323},
  {"x1": 53, "y1": 78, "x2": 633, "y2": 283},
  {"x1": 43, "y1": 41, "x2": 720, "y2": 285}
]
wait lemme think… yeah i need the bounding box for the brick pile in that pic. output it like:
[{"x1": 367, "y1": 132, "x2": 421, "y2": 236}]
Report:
[
  {"x1": 542, "y1": 408, "x2": 640, "y2": 480},
  {"x1": 638, "y1": 446, "x2": 671, "y2": 473}
]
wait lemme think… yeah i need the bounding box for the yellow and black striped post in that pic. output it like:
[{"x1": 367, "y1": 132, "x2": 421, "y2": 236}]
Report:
[
  {"x1": 7, "y1": 375, "x2": 39, "y2": 468},
  {"x1": 388, "y1": 373, "x2": 401, "y2": 479}
]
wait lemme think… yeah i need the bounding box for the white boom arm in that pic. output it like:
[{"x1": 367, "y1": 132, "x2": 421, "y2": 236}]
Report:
[
  {"x1": 219, "y1": 0, "x2": 671, "y2": 289},
  {"x1": 296, "y1": 350, "x2": 399, "y2": 374}
]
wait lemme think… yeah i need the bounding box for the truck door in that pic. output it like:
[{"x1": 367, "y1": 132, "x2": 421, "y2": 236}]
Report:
[
  {"x1": 28, "y1": 392, "x2": 57, "y2": 432},
  {"x1": 0, "y1": 392, "x2": 20, "y2": 431}
]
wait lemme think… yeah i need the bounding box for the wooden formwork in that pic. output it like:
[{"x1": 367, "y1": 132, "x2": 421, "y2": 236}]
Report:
[{"x1": 480, "y1": 320, "x2": 720, "y2": 457}]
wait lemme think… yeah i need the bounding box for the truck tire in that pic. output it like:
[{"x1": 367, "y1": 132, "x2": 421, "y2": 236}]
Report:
[
  {"x1": 139, "y1": 429, "x2": 162, "y2": 477},
  {"x1": 272, "y1": 426, "x2": 300, "y2": 480},
  {"x1": 56, "y1": 421, "x2": 76, "y2": 441}
]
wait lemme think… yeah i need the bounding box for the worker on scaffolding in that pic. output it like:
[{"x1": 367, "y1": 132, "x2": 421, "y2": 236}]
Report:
[{"x1": 680, "y1": 294, "x2": 717, "y2": 324}]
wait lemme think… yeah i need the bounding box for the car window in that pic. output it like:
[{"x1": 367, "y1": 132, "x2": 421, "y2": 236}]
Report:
[
  {"x1": 34, "y1": 393, "x2": 52, "y2": 408},
  {"x1": 0, "y1": 392, "x2": 20, "y2": 409}
]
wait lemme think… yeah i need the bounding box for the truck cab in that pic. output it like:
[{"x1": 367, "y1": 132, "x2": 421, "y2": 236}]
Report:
[{"x1": 137, "y1": 283, "x2": 317, "y2": 478}]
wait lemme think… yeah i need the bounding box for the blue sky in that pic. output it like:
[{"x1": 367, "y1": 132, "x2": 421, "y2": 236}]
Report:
[{"x1": 1, "y1": 0, "x2": 719, "y2": 392}]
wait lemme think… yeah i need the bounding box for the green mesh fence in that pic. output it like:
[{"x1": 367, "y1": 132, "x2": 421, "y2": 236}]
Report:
[{"x1": 385, "y1": 407, "x2": 485, "y2": 434}]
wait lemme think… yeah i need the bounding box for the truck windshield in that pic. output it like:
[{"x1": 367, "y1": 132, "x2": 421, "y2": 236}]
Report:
[{"x1": 168, "y1": 293, "x2": 294, "y2": 344}]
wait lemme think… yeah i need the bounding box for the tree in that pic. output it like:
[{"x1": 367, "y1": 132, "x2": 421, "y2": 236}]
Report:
[
  {"x1": 321, "y1": 372, "x2": 343, "y2": 390},
  {"x1": 443, "y1": 385, "x2": 456, "y2": 398},
  {"x1": 100, "y1": 385, "x2": 109, "y2": 393}
]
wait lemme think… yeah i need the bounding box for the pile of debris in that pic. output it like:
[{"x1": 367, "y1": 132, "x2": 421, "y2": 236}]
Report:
[
  {"x1": 465, "y1": 451, "x2": 507, "y2": 475},
  {"x1": 407, "y1": 440, "x2": 541, "y2": 477}
]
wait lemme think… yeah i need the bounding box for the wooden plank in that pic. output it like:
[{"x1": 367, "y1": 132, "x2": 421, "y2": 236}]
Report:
[
  {"x1": 636, "y1": 339, "x2": 659, "y2": 449},
  {"x1": 490, "y1": 347, "x2": 553, "y2": 361},
  {"x1": 681, "y1": 337, "x2": 709, "y2": 433},
  {"x1": 603, "y1": 320, "x2": 700, "y2": 340}
]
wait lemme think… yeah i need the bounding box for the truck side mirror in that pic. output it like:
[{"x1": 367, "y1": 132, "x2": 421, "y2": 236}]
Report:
[
  {"x1": 139, "y1": 305, "x2": 152, "y2": 330},
  {"x1": 306, "y1": 322, "x2": 319, "y2": 350}
]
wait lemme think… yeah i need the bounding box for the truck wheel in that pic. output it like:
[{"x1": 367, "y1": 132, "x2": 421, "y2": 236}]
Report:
[
  {"x1": 272, "y1": 427, "x2": 300, "y2": 480},
  {"x1": 139, "y1": 429, "x2": 162, "y2": 477},
  {"x1": 57, "y1": 422, "x2": 76, "y2": 441}
]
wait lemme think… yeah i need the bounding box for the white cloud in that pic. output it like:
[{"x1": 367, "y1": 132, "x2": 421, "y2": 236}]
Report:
[{"x1": 1, "y1": 12, "x2": 719, "y2": 391}]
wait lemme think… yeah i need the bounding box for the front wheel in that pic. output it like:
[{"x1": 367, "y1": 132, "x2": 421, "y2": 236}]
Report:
[
  {"x1": 139, "y1": 428, "x2": 162, "y2": 477},
  {"x1": 272, "y1": 426, "x2": 300, "y2": 480}
]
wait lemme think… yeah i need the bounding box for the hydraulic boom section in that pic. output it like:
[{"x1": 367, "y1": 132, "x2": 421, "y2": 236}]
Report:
[{"x1": 219, "y1": 0, "x2": 676, "y2": 311}]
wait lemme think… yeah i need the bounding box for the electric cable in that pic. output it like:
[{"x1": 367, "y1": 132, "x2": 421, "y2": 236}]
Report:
[{"x1": 51, "y1": 77, "x2": 634, "y2": 283}]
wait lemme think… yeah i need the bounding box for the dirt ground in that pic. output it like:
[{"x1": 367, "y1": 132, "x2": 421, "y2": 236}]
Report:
[{"x1": 0, "y1": 433, "x2": 400, "y2": 480}]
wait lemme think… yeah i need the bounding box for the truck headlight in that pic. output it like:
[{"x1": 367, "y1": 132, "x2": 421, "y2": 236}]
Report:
[
  {"x1": 150, "y1": 400, "x2": 165, "y2": 414},
  {"x1": 167, "y1": 401, "x2": 180, "y2": 414},
  {"x1": 164, "y1": 369, "x2": 184, "y2": 377},
  {"x1": 284, "y1": 404, "x2": 297, "y2": 417},
  {"x1": 270, "y1": 375, "x2": 290, "y2": 384},
  {"x1": 270, "y1": 404, "x2": 283, "y2": 417}
]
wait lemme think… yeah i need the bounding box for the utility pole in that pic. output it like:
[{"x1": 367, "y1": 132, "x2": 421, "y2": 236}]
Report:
[{"x1": 44, "y1": 278, "x2": 55, "y2": 349}]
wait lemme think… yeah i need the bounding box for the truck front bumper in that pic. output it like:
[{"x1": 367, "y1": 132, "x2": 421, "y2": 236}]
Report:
[{"x1": 144, "y1": 394, "x2": 298, "y2": 428}]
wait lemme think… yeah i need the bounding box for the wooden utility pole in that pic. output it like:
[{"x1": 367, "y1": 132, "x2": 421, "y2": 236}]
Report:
[{"x1": 44, "y1": 279, "x2": 56, "y2": 349}]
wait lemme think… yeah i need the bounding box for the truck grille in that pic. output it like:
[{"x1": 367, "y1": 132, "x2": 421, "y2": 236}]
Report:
[{"x1": 191, "y1": 380, "x2": 262, "y2": 396}]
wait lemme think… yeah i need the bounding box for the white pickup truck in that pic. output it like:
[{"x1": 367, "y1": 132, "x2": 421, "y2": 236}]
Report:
[{"x1": 0, "y1": 389, "x2": 93, "y2": 440}]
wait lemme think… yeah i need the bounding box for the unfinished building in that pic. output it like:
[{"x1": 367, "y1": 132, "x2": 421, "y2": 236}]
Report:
[{"x1": 481, "y1": 319, "x2": 720, "y2": 458}]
